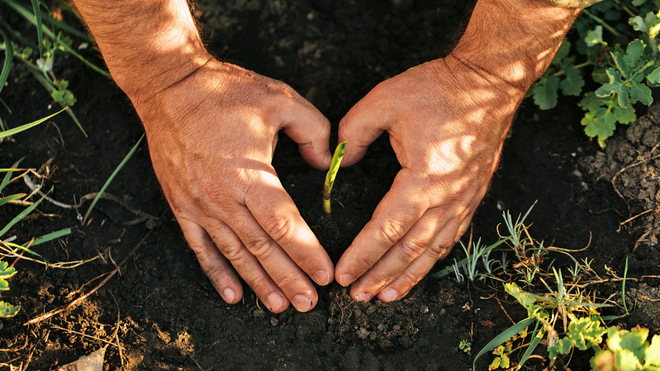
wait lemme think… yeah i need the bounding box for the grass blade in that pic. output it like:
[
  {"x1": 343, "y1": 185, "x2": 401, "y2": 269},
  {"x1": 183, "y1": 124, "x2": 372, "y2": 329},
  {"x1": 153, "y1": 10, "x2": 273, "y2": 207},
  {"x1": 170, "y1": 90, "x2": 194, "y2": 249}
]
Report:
[
  {"x1": 31, "y1": 227, "x2": 71, "y2": 246},
  {"x1": 82, "y1": 135, "x2": 144, "y2": 224},
  {"x1": 322, "y1": 141, "x2": 347, "y2": 214},
  {"x1": 30, "y1": 0, "x2": 44, "y2": 65},
  {"x1": 0, "y1": 193, "x2": 25, "y2": 207},
  {"x1": 0, "y1": 192, "x2": 47, "y2": 237},
  {"x1": 0, "y1": 158, "x2": 22, "y2": 193},
  {"x1": 516, "y1": 320, "x2": 542, "y2": 370},
  {"x1": 0, "y1": 27, "x2": 14, "y2": 96},
  {"x1": 4, "y1": 240, "x2": 48, "y2": 261},
  {"x1": 0, "y1": 108, "x2": 66, "y2": 139},
  {"x1": 472, "y1": 316, "x2": 536, "y2": 370},
  {"x1": 622, "y1": 256, "x2": 629, "y2": 314}
]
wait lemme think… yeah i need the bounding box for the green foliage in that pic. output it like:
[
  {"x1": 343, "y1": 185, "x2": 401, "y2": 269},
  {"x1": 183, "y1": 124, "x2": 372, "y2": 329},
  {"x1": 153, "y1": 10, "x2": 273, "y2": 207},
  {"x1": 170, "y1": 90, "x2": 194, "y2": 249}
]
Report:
[
  {"x1": 530, "y1": 0, "x2": 660, "y2": 148},
  {"x1": 459, "y1": 339, "x2": 472, "y2": 355},
  {"x1": 592, "y1": 327, "x2": 660, "y2": 370},
  {"x1": 548, "y1": 316, "x2": 607, "y2": 359},
  {"x1": 0, "y1": 0, "x2": 111, "y2": 138},
  {"x1": 322, "y1": 141, "x2": 347, "y2": 214},
  {"x1": 0, "y1": 253, "x2": 19, "y2": 317}
]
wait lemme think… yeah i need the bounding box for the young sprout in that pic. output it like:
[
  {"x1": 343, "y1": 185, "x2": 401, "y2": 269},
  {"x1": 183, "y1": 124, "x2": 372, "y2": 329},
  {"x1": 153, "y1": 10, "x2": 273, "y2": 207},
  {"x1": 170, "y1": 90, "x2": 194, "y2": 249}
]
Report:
[{"x1": 323, "y1": 141, "x2": 347, "y2": 214}]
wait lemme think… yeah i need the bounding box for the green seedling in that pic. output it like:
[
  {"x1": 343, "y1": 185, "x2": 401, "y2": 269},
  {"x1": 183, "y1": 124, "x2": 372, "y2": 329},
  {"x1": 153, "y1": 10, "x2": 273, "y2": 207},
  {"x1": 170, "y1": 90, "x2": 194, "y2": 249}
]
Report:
[
  {"x1": 459, "y1": 339, "x2": 472, "y2": 355},
  {"x1": 0, "y1": 262, "x2": 18, "y2": 317},
  {"x1": 322, "y1": 141, "x2": 346, "y2": 214}
]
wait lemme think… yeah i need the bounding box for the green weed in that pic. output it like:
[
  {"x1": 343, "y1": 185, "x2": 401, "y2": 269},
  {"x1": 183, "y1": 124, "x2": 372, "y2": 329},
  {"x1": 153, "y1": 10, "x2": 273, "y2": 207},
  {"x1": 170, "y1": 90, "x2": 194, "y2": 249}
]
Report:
[{"x1": 530, "y1": 0, "x2": 660, "y2": 147}]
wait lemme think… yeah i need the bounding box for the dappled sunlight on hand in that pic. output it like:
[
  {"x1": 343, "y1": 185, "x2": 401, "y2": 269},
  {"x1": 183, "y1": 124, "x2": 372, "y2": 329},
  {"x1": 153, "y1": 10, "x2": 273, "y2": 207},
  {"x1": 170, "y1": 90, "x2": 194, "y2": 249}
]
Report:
[{"x1": 133, "y1": 59, "x2": 334, "y2": 313}]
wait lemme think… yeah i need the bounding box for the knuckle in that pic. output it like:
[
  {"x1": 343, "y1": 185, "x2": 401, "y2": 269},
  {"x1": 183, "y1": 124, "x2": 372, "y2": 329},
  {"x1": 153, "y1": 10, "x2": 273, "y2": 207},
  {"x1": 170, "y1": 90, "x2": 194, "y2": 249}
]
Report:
[
  {"x1": 399, "y1": 239, "x2": 426, "y2": 262},
  {"x1": 245, "y1": 234, "x2": 277, "y2": 259},
  {"x1": 400, "y1": 269, "x2": 422, "y2": 288},
  {"x1": 377, "y1": 220, "x2": 408, "y2": 247},
  {"x1": 263, "y1": 215, "x2": 296, "y2": 247}
]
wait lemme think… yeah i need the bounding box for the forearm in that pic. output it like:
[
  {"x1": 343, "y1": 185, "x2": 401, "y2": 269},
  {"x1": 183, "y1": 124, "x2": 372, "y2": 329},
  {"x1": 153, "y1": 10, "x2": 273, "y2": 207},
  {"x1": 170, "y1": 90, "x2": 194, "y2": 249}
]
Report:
[
  {"x1": 451, "y1": 0, "x2": 580, "y2": 92},
  {"x1": 71, "y1": 0, "x2": 211, "y2": 100}
]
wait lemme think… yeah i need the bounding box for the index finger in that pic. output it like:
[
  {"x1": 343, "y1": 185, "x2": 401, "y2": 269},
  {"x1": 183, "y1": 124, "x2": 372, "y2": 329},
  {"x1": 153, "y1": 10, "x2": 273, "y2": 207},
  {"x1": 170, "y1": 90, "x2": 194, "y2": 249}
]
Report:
[
  {"x1": 245, "y1": 169, "x2": 334, "y2": 286},
  {"x1": 334, "y1": 169, "x2": 428, "y2": 286}
]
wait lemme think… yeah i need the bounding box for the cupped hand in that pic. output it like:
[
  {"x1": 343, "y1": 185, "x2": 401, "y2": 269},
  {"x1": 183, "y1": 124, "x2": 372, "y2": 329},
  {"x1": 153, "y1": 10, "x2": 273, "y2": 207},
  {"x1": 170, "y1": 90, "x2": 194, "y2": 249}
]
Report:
[
  {"x1": 133, "y1": 59, "x2": 334, "y2": 313},
  {"x1": 335, "y1": 55, "x2": 527, "y2": 302}
]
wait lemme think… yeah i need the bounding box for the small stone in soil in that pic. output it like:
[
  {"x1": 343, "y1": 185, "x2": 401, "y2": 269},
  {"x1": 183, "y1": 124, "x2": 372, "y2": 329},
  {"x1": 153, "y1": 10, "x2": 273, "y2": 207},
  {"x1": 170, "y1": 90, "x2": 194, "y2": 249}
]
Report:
[{"x1": 357, "y1": 327, "x2": 370, "y2": 339}]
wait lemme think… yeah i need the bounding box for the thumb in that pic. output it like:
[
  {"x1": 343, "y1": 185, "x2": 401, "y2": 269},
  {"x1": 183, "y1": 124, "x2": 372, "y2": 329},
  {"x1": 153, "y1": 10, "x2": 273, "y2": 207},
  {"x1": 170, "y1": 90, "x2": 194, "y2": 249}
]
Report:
[
  {"x1": 281, "y1": 100, "x2": 332, "y2": 170},
  {"x1": 338, "y1": 95, "x2": 392, "y2": 167}
]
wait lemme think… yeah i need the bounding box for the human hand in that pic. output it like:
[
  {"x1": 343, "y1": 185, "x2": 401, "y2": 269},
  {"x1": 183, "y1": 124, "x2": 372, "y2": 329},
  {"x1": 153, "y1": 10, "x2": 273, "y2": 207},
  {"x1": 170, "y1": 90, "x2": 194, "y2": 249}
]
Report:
[
  {"x1": 334, "y1": 56, "x2": 527, "y2": 302},
  {"x1": 132, "y1": 59, "x2": 334, "y2": 313}
]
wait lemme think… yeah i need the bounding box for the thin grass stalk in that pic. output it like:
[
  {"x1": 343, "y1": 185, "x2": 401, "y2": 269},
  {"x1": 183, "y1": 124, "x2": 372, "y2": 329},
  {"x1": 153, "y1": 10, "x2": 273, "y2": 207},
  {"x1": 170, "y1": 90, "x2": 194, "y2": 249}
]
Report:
[
  {"x1": 82, "y1": 135, "x2": 144, "y2": 224},
  {"x1": 0, "y1": 27, "x2": 13, "y2": 96},
  {"x1": 0, "y1": 159, "x2": 21, "y2": 192},
  {"x1": 0, "y1": 108, "x2": 66, "y2": 139},
  {"x1": 0, "y1": 191, "x2": 47, "y2": 237},
  {"x1": 622, "y1": 256, "x2": 629, "y2": 314},
  {"x1": 516, "y1": 320, "x2": 542, "y2": 370}
]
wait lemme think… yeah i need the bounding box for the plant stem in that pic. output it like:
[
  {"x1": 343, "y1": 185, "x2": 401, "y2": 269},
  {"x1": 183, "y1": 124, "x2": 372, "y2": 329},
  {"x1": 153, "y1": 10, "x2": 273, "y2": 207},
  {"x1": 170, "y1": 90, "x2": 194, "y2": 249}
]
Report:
[
  {"x1": 583, "y1": 9, "x2": 624, "y2": 38},
  {"x1": 322, "y1": 141, "x2": 347, "y2": 214}
]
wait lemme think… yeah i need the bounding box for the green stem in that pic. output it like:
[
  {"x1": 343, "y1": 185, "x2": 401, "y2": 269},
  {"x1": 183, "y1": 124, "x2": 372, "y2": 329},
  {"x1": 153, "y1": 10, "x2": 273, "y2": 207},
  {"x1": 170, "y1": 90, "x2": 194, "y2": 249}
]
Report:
[
  {"x1": 322, "y1": 141, "x2": 347, "y2": 214},
  {"x1": 582, "y1": 9, "x2": 624, "y2": 38},
  {"x1": 552, "y1": 61, "x2": 593, "y2": 77}
]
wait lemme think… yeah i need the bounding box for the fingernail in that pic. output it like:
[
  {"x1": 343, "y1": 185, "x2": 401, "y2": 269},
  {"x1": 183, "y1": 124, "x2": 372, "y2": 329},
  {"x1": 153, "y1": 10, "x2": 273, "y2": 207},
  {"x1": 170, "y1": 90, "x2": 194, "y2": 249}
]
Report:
[
  {"x1": 267, "y1": 293, "x2": 284, "y2": 312},
  {"x1": 292, "y1": 295, "x2": 313, "y2": 312},
  {"x1": 222, "y1": 287, "x2": 236, "y2": 303},
  {"x1": 380, "y1": 288, "x2": 399, "y2": 302},
  {"x1": 355, "y1": 292, "x2": 373, "y2": 302},
  {"x1": 339, "y1": 274, "x2": 355, "y2": 286},
  {"x1": 313, "y1": 270, "x2": 330, "y2": 286}
]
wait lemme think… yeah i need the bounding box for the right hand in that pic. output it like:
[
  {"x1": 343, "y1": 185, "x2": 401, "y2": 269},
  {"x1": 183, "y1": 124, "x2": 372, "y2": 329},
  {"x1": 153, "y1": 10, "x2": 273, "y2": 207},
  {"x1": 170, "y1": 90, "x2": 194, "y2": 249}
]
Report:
[{"x1": 132, "y1": 59, "x2": 334, "y2": 313}]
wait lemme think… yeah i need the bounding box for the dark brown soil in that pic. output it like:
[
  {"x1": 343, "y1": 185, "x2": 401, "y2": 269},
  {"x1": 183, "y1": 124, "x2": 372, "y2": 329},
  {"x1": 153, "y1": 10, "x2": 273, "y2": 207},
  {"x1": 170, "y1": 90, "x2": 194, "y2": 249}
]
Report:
[{"x1": 0, "y1": 1, "x2": 658, "y2": 370}]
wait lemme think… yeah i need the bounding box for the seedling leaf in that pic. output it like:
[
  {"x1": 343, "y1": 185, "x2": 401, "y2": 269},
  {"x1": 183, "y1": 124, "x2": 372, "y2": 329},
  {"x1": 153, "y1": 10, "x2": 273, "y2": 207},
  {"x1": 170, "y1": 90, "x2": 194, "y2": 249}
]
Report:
[
  {"x1": 582, "y1": 106, "x2": 616, "y2": 148},
  {"x1": 322, "y1": 141, "x2": 347, "y2": 214},
  {"x1": 532, "y1": 76, "x2": 559, "y2": 110},
  {"x1": 646, "y1": 335, "x2": 660, "y2": 366},
  {"x1": 585, "y1": 26, "x2": 606, "y2": 47},
  {"x1": 0, "y1": 301, "x2": 19, "y2": 317},
  {"x1": 647, "y1": 67, "x2": 660, "y2": 84},
  {"x1": 560, "y1": 65, "x2": 584, "y2": 96},
  {"x1": 0, "y1": 261, "x2": 17, "y2": 279},
  {"x1": 613, "y1": 105, "x2": 636, "y2": 124},
  {"x1": 595, "y1": 68, "x2": 630, "y2": 108},
  {"x1": 629, "y1": 81, "x2": 653, "y2": 105}
]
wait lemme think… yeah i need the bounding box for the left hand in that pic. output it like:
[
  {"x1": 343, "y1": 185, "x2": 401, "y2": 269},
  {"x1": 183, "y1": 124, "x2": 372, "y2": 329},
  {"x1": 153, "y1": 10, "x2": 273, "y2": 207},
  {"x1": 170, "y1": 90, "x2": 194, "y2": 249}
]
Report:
[{"x1": 334, "y1": 55, "x2": 526, "y2": 302}]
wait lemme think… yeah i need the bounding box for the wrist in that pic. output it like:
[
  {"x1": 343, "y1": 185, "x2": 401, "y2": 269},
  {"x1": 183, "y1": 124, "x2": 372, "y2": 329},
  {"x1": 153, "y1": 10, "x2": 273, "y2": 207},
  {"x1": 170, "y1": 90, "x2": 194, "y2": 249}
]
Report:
[
  {"x1": 72, "y1": 0, "x2": 212, "y2": 101},
  {"x1": 450, "y1": 0, "x2": 579, "y2": 91}
]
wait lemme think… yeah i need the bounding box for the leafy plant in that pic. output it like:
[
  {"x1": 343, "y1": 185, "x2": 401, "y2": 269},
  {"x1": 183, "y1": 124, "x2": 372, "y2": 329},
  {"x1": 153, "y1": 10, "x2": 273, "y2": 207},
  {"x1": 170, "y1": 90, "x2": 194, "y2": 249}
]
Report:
[
  {"x1": 0, "y1": 260, "x2": 19, "y2": 317},
  {"x1": 459, "y1": 339, "x2": 472, "y2": 355},
  {"x1": 322, "y1": 141, "x2": 346, "y2": 214},
  {"x1": 530, "y1": 0, "x2": 660, "y2": 147},
  {"x1": 592, "y1": 326, "x2": 660, "y2": 370},
  {"x1": 0, "y1": 0, "x2": 111, "y2": 135}
]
